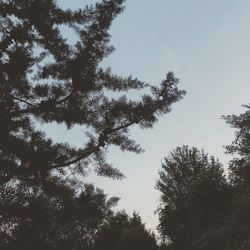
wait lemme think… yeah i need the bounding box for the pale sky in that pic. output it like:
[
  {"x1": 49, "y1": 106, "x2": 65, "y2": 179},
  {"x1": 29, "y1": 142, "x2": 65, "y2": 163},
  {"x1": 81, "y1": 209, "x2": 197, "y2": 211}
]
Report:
[{"x1": 43, "y1": 0, "x2": 250, "y2": 231}]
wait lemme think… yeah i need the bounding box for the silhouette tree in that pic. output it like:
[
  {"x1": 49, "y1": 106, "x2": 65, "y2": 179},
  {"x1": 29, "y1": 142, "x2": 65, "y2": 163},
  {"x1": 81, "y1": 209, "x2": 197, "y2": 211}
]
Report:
[
  {"x1": 94, "y1": 211, "x2": 158, "y2": 250},
  {"x1": 223, "y1": 105, "x2": 250, "y2": 187},
  {"x1": 215, "y1": 105, "x2": 250, "y2": 250},
  {"x1": 156, "y1": 146, "x2": 228, "y2": 250},
  {"x1": 0, "y1": 0, "x2": 185, "y2": 185},
  {"x1": 194, "y1": 105, "x2": 250, "y2": 250},
  {"x1": 0, "y1": 182, "x2": 119, "y2": 250},
  {"x1": 0, "y1": 0, "x2": 185, "y2": 249},
  {"x1": 155, "y1": 109, "x2": 250, "y2": 250}
]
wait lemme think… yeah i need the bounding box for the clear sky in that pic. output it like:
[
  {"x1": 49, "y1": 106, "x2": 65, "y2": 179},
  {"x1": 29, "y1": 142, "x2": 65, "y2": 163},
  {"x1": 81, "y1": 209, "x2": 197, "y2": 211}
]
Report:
[{"x1": 43, "y1": 0, "x2": 250, "y2": 231}]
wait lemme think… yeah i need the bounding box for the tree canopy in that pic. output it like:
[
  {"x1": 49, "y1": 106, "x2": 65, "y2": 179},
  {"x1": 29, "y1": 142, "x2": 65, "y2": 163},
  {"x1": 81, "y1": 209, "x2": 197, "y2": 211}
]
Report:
[
  {"x1": 0, "y1": 0, "x2": 185, "y2": 186},
  {"x1": 2, "y1": 0, "x2": 250, "y2": 249},
  {"x1": 156, "y1": 146, "x2": 229, "y2": 250},
  {"x1": 0, "y1": 183, "x2": 118, "y2": 250},
  {"x1": 223, "y1": 105, "x2": 250, "y2": 188},
  {"x1": 0, "y1": 0, "x2": 185, "y2": 249},
  {"x1": 94, "y1": 211, "x2": 158, "y2": 250},
  {"x1": 156, "y1": 107, "x2": 250, "y2": 250}
]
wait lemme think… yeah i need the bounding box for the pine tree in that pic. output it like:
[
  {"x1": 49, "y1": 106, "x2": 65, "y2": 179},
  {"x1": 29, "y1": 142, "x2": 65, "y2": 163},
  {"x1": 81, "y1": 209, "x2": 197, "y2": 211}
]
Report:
[
  {"x1": 0, "y1": 0, "x2": 185, "y2": 249},
  {"x1": 0, "y1": 0, "x2": 185, "y2": 185}
]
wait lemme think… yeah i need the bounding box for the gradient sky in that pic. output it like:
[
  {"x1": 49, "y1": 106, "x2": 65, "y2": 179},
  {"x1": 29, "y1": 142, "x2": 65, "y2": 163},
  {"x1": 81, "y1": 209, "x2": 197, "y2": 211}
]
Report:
[{"x1": 42, "y1": 0, "x2": 250, "y2": 231}]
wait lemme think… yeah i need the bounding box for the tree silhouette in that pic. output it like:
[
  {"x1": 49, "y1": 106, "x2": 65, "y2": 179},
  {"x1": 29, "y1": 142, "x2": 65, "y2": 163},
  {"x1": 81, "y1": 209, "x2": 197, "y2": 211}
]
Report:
[
  {"x1": 155, "y1": 108, "x2": 250, "y2": 250},
  {"x1": 215, "y1": 105, "x2": 250, "y2": 250},
  {"x1": 0, "y1": 0, "x2": 185, "y2": 185},
  {"x1": 94, "y1": 211, "x2": 158, "y2": 250},
  {"x1": 0, "y1": 182, "x2": 119, "y2": 250},
  {"x1": 0, "y1": 0, "x2": 185, "y2": 249},
  {"x1": 191, "y1": 106, "x2": 250, "y2": 250},
  {"x1": 223, "y1": 105, "x2": 250, "y2": 187},
  {"x1": 156, "y1": 146, "x2": 228, "y2": 250}
]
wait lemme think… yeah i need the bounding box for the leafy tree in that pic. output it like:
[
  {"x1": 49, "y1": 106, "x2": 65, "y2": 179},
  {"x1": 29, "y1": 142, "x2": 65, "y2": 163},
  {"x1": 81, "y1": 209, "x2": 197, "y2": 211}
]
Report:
[
  {"x1": 192, "y1": 105, "x2": 250, "y2": 250},
  {"x1": 94, "y1": 210, "x2": 129, "y2": 250},
  {"x1": 94, "y1": 211, "x2": 158, "y2": 250},
  {"x1": 156, "y1": 108, "x2": 250, "y2": 250},
  {"x1": 0, "y1": 0, "x2": 184, "y2": 249},
  {"x1": 156, "y1": 146, "x2": 228, "y2": 250}
]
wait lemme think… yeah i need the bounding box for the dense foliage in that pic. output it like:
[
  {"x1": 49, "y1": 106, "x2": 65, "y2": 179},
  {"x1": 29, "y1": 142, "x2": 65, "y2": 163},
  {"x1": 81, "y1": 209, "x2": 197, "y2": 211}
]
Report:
[
  {"x1": 156, "y1": 146, "x2": 229, "y2": 250},
  {"x1": 3, "y1": 0, "x2": 250, "y2": 249},
  {"x1": 0, "y1": 183, "x2": 118, "y2": 250},
  {"x1": 0, "y1": 0, "x2": 184, "y2": 185},
  {"x1": 223, "y1": 105, "x2": 250, "y2": 187},
  {"x1": 0, "y1": 0, "x2": 185, "y2": 249},
  {"x1": 94, "y1": 211, "x2": 158, "y2": 250},
  {"x1": 157, "y1": 107, "x2": 250, "y2": 250}
]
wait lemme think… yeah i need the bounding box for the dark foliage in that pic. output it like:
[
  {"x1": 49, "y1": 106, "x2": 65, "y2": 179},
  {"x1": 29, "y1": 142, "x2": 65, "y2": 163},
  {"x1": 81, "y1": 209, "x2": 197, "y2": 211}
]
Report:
[
  {"x1": 0, "y1": 0, "x2": 185, "y2": 249},
  {"x1": 217, "y1": 105, "x2": 250, "y2": 250},
  {"x1": 94, "y1": 211, "x2": 158, "y2": 250},
  {"x1": 156, "y1": 107, "x2": 250, "y2": 249},
  {"x1": 191, "y1": 106, "x2": 250, "y2": 250},
  {"x1": 223, "y1": 105, "x2": 250, "y2": 187},
  {"x1": 0, "y1": 0, "x2": 185, "y2": 185},
  {"x1": 0, "y1": 182, "x2": 118, "y2": 250},
  {"x1": 156, "y1": 146, "x2": 229, "y2": 250}
]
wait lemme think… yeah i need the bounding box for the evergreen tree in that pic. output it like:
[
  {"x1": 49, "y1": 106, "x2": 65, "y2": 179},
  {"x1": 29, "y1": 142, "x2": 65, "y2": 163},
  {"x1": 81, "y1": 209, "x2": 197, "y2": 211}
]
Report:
[
  {"x1": 0, "y1": 0, "x2": 185, "y2": 249},
  {"x1": 0, "y1": 0, "x2": 185, "y2": 186}
]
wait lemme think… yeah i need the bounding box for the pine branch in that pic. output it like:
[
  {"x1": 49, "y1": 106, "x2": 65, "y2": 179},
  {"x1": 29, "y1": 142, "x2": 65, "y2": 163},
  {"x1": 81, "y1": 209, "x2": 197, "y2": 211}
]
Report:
[
  {"x1": 47, "y1": 121, "x2": 136, "y2": 170},
  {"x1": 8, "y1": 94, "x2": 36, "y2": 107}
]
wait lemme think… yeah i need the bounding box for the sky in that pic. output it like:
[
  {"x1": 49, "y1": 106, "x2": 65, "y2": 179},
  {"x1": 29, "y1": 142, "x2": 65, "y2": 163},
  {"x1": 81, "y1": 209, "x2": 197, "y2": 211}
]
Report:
[{"x1": 43, "y1": 0, "x2": 250, "y2": 231}]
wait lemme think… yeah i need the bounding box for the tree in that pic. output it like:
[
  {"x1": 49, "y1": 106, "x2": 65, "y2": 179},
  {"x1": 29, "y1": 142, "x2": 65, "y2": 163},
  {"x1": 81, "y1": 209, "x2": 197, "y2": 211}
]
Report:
[
  {"x1": 156, "y1": 146, "x2": 228, "y2": 250},
  {"x1": 0, "y1": 0, "x2": 185, "y2": 249},
  {"x1": 155, "y1": 107, "x2": 250, "y2": 250},
  {"x1": 189, "y1": 105, "x2": 250, "y2": 250},
  {"x1": 223, "y1": 105, "x2": 250, "y2": 187},
  {"x1": 217, "y1": 105, "x2": 250, "y2": 250},
  {"x1": 94, "y1": 211, "x2": 158, "y2": 250},
  {"x1": 0, "y1": 0, "x2": 185, "y2": 185},
  {"x1": 0, "y1": 182, "x2": 119, "y2": 250}
]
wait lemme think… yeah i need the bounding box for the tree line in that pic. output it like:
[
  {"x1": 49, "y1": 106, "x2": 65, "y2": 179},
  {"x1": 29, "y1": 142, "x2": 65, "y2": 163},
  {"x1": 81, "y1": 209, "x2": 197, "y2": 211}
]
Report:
[{"x1": 0, "y1": 0, "x2": 249, "y2": 249}]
